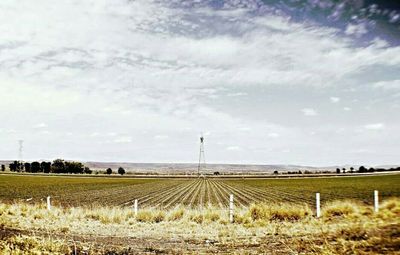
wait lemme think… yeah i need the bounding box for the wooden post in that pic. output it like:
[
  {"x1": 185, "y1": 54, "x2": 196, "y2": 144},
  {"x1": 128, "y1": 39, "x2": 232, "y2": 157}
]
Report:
[
  {"x1": 229, "y1": 194, "x2": 234, "y2": 223},
  {"x1": 46, "y1": 196, "x2": 51, "y2": 211},
  {"x1": 133, "y1": 199, "x2": 138, "y2": 216},
  {"x1": 374, "y1": 190, "x2": 379, "y2": 213},
  {"x1": 316, "y1": 193, "x2": 320, "y2": 218}
]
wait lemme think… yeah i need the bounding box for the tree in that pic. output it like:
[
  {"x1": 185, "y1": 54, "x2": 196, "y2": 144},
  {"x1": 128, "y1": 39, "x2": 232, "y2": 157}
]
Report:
[
  {"x1": 10, "y1": 161, "x2": 23, "y2": 172},
  {"x1": 65, "y1": 161, "x2": 84, "y2": 174},
  {"x1": 52, "y1": 159, "x2": 65, "y2": 173},
  {"x1": 41, "y1": 161, "x2": 51, "y2": 173},
  {"x1": 213, "y1": 171, "x2": 220, "y2": 175},
  {"x1": 118, "y1": 167, "x2": 126, "y2": 175},
  {"x1": 342, "y1": 168, "x2": 346, "y2": 173},
  {"x1": 350, "y1": 167, "x2": 354, "y2": 173},
  {"x1": 359, "y1": 166, "x2": 367, "y2": 173},
  {"x1": 273, "y1": 170, "x2": 279, "y2": 174},
  {"x1": 106, "y1": 168, "x2": 112, "y2": 175},
  {"x1": 31, "y1": 162, "x2": 41, "y2": 173},
  {"x1": 24, "y1": 162, "x2": 31, "y2": 172},
  {"x1": 336, "y1": 168, "x2": 341, "y2": 174},
  {"x1": 84, "y1": 167, "x2": 92, "y2": 174},
  {"x1": 9, "y1": 162, "x2": 16, "y2": 172},
  {"x1": 1, "y1": 164, "x2": 5, "y2": 171}
]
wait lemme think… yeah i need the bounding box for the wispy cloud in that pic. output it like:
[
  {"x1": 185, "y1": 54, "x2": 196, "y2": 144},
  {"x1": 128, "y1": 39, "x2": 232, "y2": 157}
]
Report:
[
  {"x1": 364, "y1": 123, "x2": 385, "y2": 130},
  {"x1": 330, "y1": 97, "x2": 340, "y2": 103},
  {"x1": 301, "y1": 108, "x2": 318, "y2": 116}
]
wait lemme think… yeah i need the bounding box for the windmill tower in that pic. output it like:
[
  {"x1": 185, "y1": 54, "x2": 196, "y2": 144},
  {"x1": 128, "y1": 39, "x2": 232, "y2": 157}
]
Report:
[
  {"x1": 18, "y1": 140, "x2": 24, "y2": 162},
  {"x1": 197, "y1": 135, "x2": 206, "y2": 176}
]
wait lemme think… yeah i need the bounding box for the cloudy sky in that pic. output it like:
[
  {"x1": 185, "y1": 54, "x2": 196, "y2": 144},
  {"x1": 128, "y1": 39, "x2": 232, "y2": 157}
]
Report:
[{"x1": 0, "y1": 0, "x2": 399, "y2": 166}]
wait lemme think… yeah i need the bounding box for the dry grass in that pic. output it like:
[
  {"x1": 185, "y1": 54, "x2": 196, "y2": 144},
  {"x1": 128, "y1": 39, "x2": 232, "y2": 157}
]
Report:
[
  {"x1": 249, "y1": 202, "x2": 312, "y2": 221},
  {"x1": 0, "y1": 198, "x2": 399, "y2": 254}
]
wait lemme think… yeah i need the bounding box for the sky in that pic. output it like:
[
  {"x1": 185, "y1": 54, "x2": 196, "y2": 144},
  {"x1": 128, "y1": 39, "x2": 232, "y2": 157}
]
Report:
[{"x1": 0, "y1": 0, "x2": 399, "y2": 166}]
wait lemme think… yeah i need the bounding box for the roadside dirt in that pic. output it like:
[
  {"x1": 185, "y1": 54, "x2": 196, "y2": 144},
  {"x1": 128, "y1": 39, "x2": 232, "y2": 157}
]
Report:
[{"x1": 0, "y1": 226, "x2": 294, "y2": 254}]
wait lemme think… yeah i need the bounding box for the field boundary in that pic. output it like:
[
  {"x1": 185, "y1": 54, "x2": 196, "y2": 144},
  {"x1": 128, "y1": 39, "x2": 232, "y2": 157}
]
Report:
[{"x1": 0, "y1": 170, "x2": 399, "y2": 179}]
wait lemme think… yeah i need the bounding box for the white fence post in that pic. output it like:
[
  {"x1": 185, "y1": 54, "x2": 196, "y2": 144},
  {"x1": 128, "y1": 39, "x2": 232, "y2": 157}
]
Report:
[
  {"x1": 133, "y1": 199, "x2": 138, "y2": 216},
  {"x1": 229, "y1": 194, "x2": 234, "y2": 223},
  {"x1": 374, "y1": 190, "x2": 379, "y2": 213},
  {"x1": 316, "y1": 193, "x2": 321, "y2": 218},
  {"x1": 46, "y1": 196, "x2": 51, "y2": 211}
]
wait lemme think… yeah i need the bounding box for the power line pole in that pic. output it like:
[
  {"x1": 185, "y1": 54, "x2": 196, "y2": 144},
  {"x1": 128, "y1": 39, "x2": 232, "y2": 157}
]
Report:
[
  {"x1": 18, "y1": 140, "x2": 24, "y2": 162},
  {"x1": 197, "y1": 135, "x2": 206, "y2": 176}
]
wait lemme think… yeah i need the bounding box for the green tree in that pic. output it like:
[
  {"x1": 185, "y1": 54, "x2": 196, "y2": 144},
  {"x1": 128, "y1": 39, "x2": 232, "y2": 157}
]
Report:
[
  {"x1": 24, "y1": 162, "x2": 31, "y2": 172},
  {"x1": 41, "y1": 161, "x2": 51, "y2": 173},
  {"x1": 118, "y1": 167, "x2": 125, "y2": 175},
  {"x1": 1, "y1": 164, "x2": 5, "y2": 171},
  {"x1": 65, "y1": 161, "x2": 84, "y2": 174},
  {"x1": 106, "y1": 168, "x2": 112, "y2": 175},
  {"x1": 84, "y1": 167, "x2": 92, "y2": 174},
  {"x1": 52, "y1": 159, "x2": 65, "y2": 173},
  {"x1": 9, "y1": 162, "x2": 16, "y2": 172},
  {"x1": 10, "y1": 161, "x2": 23, "y2": 172},
  {"x1": 31, "y1": 162, "x2": 41, "y2": 173}
]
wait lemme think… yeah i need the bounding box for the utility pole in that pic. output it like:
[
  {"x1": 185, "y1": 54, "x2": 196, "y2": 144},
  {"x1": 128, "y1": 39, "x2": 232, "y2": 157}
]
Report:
[
  {"x1": 197, "y1": 135, "x2": 206, "y2": 176},
  {"x1": 18, "y1": 140, "x2": 24, "y2": 162}
]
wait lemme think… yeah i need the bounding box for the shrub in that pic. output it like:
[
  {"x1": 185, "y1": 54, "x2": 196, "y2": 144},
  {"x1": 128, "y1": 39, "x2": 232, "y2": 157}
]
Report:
[
  {"x1": 249, "y1": 203, "x2": 311, "y2": 221},
  {"x1": 204, "y1": 210, "x2": 220, "y2": 222},
  {"x1": 136, "y1": 210, "x2": 165, "y2": 223},
  {"x1": 323, "y1": 201, "x2": 358, "y2": 218},
  {"x1": 190, "y1": 213, "x2": 204, "y2": 224},
  {"x1": 136, "y1": 211, "x2": 153, "y2": 222},
  {"x1": 168, "y1": 207, "x2": 185, "y2": 221},
  {"x1": 152, "y1": 211, "x2": 165, "y2": 223}
]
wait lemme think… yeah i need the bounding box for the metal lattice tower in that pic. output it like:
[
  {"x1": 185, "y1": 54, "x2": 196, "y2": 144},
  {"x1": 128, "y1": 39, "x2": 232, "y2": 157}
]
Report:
[
  {"x1": 18, "y1": 140, "x2": 24, "y2": 162},
  {"x1": 197, "y1": 135, "x2": 206, "y2": 176}
]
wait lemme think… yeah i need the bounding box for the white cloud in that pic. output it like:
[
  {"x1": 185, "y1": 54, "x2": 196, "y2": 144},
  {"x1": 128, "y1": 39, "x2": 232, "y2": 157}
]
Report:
[
  {"x1": 227, "y1": 92, "x2": 248, "y2": 97},
  {"x1": 267, "y1": 133, "x2": 280, "y2": 138},
  {"x1": 33, "y1": 123, "x2": 47, "y2": 129},
  {"x1": 345, "y1": 23, "x2": 368, "y2": 37},
  {"x1": 330, "y1": 97, "x2": 340, "y2": 103},
  {"x1": 90, "y1": 132, "x2": 100, "y2": 137},
  {"x1": 373, "y1": 80, "x2": 400, "y2": 90},
  {"x1": 343, "y1": 107, "x2": 351, "y2": 111},
  {"x1": 113, "y1": 136, "x2": 132, "y2": 143},
  {"x1": 364, "y1": 123, "x2": 385, "y2": 130},
  {"x1": 226, "y1": 146, "x2": 241, "y2": 151},
  {"x1": 154, "y1": 135, "x2": 169, "y2": 140},
  {"x1": 301, "y1": 108, "x2": 318, "y2": 116}
]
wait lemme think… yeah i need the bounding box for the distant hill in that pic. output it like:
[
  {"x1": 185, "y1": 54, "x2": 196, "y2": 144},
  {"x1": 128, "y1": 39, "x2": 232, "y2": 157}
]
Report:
[
  {"x1": 83, "y1": 162, "x2": 329, "y2": 174},
  {"x1": 1, "y1": 160, "x2": 398, "y2": 174}
]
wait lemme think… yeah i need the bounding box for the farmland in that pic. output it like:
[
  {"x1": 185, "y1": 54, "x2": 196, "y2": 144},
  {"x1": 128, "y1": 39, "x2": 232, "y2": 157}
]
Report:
[
  {"x1": 0, "y1": 173, "x2": 399, "y2": 208},
  {"x1": 0, "y1": 173, "x2": 399, "y2": 254}
]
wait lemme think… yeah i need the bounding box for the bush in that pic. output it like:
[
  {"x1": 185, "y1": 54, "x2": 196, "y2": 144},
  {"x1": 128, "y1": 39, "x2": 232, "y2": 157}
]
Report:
[
  {"x1": 136, "y1": 210, "x2": 165, "y2": 223},
  {"x1": 249, "y1": 203, "x2": 311, "y2": 221},
  {"x1": 118, "y1": 167, "x2": 126, "y2": 175},
  {"x1": 190, "y1": 213, "x2": 204, "y2": 224},
  {"x1": 323, "y1": 201, "x2": 358, "y2": 218},
  {"x1": 204, "y1": 210, "x2": 220, "y2": 222},
  {"x1": 168, "y1": 207, "x2": 185, "y2": 221}
]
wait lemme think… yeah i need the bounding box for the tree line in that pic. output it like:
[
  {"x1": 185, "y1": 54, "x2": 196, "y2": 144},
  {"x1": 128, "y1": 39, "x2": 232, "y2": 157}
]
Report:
[
  {"x1": 1, "y1": 159, "x2": 127, "y2": 175},
  {"x1": 6, "y1": 159, "x2": 92, "y2": 174},
  {"x1": 335, "y1": 166, "x2": 400, "y2": 173}
]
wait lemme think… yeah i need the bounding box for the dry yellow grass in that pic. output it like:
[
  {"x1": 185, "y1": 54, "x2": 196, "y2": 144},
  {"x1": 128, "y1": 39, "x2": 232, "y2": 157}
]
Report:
[{"x1": 0, "y1": 198, "x2": 399, "y2": 254}]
